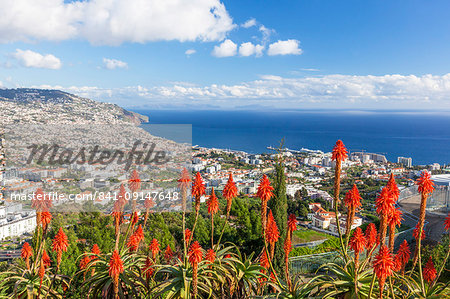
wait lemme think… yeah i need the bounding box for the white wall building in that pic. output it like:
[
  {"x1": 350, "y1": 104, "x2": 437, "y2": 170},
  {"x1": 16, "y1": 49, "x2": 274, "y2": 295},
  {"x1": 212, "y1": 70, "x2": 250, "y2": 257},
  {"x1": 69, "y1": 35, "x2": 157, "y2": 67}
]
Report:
[{"x1": 0, "y1": 203, "x2": 37, "y2": 240}]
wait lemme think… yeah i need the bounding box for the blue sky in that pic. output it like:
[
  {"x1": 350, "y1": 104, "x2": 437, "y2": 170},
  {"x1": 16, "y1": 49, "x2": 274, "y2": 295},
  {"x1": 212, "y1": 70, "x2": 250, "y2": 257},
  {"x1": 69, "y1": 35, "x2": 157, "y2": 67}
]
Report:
[{"x1": 1, "y1": 0, "x2": 450, "y2": 109}]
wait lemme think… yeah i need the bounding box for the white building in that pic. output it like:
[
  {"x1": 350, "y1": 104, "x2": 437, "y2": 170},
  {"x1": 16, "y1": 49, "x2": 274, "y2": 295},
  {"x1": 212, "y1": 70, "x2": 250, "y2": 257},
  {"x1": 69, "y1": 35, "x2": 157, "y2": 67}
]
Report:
[
  {"x1": 0, "y1": 203, "x2": 37, "y2": 240},
  {"x1": 398, "y1": 157, "x2": 412, "y2": 168}
]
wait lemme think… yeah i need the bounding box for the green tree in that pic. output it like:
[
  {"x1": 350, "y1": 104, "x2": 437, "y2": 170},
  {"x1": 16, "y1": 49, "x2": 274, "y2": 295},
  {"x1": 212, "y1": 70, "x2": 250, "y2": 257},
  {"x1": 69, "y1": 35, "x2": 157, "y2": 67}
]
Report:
[{"x1": 268, "y1": 154, "x2": 288, "y2": 275}]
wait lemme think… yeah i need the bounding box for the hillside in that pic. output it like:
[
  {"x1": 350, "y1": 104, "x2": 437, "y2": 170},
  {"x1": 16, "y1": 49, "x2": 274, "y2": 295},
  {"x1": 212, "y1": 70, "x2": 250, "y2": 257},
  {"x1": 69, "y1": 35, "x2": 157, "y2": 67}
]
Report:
[{"x1": 0, "y1": 88, "x2": 148, "y2": 125}]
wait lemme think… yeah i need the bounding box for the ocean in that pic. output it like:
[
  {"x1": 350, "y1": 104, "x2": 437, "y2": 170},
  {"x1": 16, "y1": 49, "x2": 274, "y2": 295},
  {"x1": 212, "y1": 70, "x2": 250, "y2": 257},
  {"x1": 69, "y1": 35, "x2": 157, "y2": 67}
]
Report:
[{"x1": 135, "y1": 109, "x2": 450, "y2": 166}]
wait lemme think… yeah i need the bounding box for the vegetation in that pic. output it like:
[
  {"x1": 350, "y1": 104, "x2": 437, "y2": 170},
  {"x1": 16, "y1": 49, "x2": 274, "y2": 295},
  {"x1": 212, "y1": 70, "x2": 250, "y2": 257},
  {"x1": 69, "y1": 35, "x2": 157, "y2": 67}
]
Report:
[{"x1": 0, "y1": 140, "x2": 449, "y2": 298}]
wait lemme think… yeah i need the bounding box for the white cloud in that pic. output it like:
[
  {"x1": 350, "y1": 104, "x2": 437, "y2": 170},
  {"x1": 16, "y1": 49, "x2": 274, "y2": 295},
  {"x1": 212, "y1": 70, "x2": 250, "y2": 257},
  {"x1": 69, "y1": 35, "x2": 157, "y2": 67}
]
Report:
[
  {"x1": 268, "y1": 39, "x2": 302, "y2": 56},
  {"x1": 259, "y1": 25, "x2": 274, "y2": 44},
  {"x1": 239, "y1": 42, "x2": 264, "y2": 57},
  {"x1": 45, "y1": 73, "x2": 450, "y2": 109},
  {"x1": 13, "y1": 49, "x2": 62, "y2": 69},
  {"x1": 103, "y1": 58, "x2": 128, "y2": 70},
  {"x1": 185, "y1": 49, "x2": 196, "y2": 56},
  {"x1": 0, "y1": 0, "x2": 235, "y2": 45},
  {"x1": 242, "y1": 18, "x2": 257, "y2": 28},
  {"x1": 212, "y1": 39, "x2": 237, "y2": 57}
]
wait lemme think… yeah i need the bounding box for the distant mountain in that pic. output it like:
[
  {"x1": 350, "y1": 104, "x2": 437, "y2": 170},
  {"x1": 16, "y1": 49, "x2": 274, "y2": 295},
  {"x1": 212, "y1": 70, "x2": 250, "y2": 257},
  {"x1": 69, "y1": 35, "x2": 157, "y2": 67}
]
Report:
[{"x1": 0, "y1": 88, "x2": 148, "y2": 125}]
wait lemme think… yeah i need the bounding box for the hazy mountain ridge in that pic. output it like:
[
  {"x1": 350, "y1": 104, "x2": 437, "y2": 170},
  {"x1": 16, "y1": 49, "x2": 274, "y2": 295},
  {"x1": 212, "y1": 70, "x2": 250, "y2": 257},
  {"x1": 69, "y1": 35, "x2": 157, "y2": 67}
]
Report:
[{"x1": 0, "y1": 88, "x2": 148, "y2": 125}]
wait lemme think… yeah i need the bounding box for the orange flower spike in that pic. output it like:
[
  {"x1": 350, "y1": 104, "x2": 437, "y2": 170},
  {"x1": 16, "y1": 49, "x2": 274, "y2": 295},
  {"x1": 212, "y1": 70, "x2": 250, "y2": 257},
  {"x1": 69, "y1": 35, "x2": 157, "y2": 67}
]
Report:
[
  {"x1": 260, "y1": 250, "x2": 269, "y2": 268},
  {"x1": 91, "y1": 244, "x2": 101, "y2": 255},
  {"x1": 188, "y1": 241, "x2": 203, "y2": 265},
  {"x1": 143, "y1": 256, "x2": 154, "y2": 279},
  {"x1": 445, "y1": 213, "x2": 450, "y2": 231},
  {"x1": 177, "y1": 167, "x2": 191, "y2": 191},
  {"x1": 257, "y1": 174, "x2": 274, "y2": 203},
  {"x1": 188, "y1": 241, "x2": 203, "y2": 298},
  {"x1": 79, "y1": 253, "x2": 91, "y2": 270},
  {"x1": 375, "y1": 187, "x2": 395, "y2": 216},
  {"x1": 135, "y1": 225, "x2": 144, "y2": 243},
  {"x1": 21, "y1": 242, "x2": 33, "y2": 269},
  {"x1": 185, "y1": 228, "x2": 192, "y2": 244},
  {"x1": 109, "y1": 250, "x2": 124, "y2": 297},
  {"x1": 373, "y1": 245, "x2": 395, "y2": 298},
  {"x1": 205, "y1": 249, "x2": 216, "y2": 263},
  {"x1": 128, "y1": 169, "x2": 141, "y2": 193},
  {"x1": 365, "y1": 223, "x2": 378, "y2": 249},
  {"x1": 38, "y1": 259, "x2": 45, "y2": 283},
  {"x1": 207, "y1": 187, "x2": 219, "y2": 215},
  {"x1": 42, "y1": 250, "x2": 51, "y2": 267},
  {"x1": 283, "y1": 237, "x2": 292, "y2": 256},
  {"x1": 40, "y1": 211, "x2": 52, "y2": 232},
  {"x1": 223, "y1": 173, "x2": 238, "y2": 216},
  {"x1": 192, "y1": 172, "x2": 206, "y2": 199},
  {"x1": 126, "y1": 234, "x2": 139, "y2": 252},
  {"x1": 257, "y1": 174, "x2": 274, "y2": 230},
  {"x1": 387, "y1": 173, "x2": 400, "y2": 201},
  {"x1": 287, "y1": 214, "x2": 298, "y2": 233},
  {"x1": 423, "y1": 257, "x2": 437, "y2": 283},
  {"x1": 416, "y1": 171, "x2": 435, "y2": 195},
  {"x1": 344, "y1": 184, "x2": 362, "y2": 209},
  {"x1": 331, "y1": 140, "x2": 348, "y2": 162},
  {"x1": 413, "y1": 224, "x2": 425, "y2": 240},
  {"x1": 52, "y1": 227, "x2": 69, "y2": 268},
  {"x1": 164, "y1": 245, "x2": 173, "y2": 261},
  {"x1": 266, "y1": 210, "x2": 280, "y2": 245},
  {"x1": 149, "y1": 238, "x2": 160, "y2": 258},
  {"x1": 396, "y1": 240, "x2": 411, "y2": 267},
  {"x1": 388, "y1": 208, "x2": 403, "y2": 228},
  {"x1": 349, "y1": 227, "x2": 366, "y2": 254}
]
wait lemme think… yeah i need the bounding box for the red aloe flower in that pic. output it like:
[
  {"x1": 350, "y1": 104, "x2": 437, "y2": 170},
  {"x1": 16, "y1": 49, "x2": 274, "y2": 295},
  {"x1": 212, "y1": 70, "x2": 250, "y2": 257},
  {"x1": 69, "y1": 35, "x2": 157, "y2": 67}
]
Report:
[
  {"x1": 376, "y1": 187, "x2": 395, "y2": 244},
  {"x1": 257, "y1": 174, "x2": 274, "y2": 231},
  {"x1": 42, "y1": 250, "x2": 51, "y2": 267},
  {"x1": 349, "y1": 227, "x2": 366, "y2": 254},
  {"x1": 445, "y1": 213, "x2": 450, "y2": 231},
  {"x1": 92, "y1": 244, "x2": 101, "y2": 255},
  {"x1": 423, "y1": 257, "x2": 437, "y2": 283},
  {"x1": 38, "y1": 259, "x2": 45, "y2": 287},
  {"x1": 260, "y1": 250, "x2": 269, "y2": 268},
  {"x1": 188, "y1": 241, "x2": 203, "y2": 297},
  {"x1": 134, "y1": 225, "x2": 144, "y2": 243},
  {"x1": 373, "y1": 245, "x2": 395, "y2": 298},
  {"x1": 205, "y1": 249, "x2": 216, "y2": 263},
  {"x1": 164, "y1": 245, "x2": 173, "y2": 261},
  {"x1": 178, "y1": 167, "x2": 191, "y2": 191},
  {"x1": 266, "y1": 210, "x2": 279, "y2": 260},
  {"x1": 40, "y1": 211, "x2": 52, "y2": 233},
  {"x1": 128, "y1": 169, "x2": 141, "y2": 193},
  {"x1": 52, "y1": 227, "x2": 69, "y2": 268},
  {"x1": 387, "y1": 173, "x2": 400, "y2": 201},
  {"x1": 185, "y1": 228, "x2": 192, "y2": 244},
  {"x1": 149, "y1": 238, "x2": 160, "y2": 258},
  {"x1": 79, "y1": 253, "x2": 91, "y2": 270},
  {"x1": 396, "y1": 240, "x2": 410, "y2": 269},
  {"x1": 288, "y1": 214, "x2": 298, "y2": 233},
  {"x1": 109, "y1": 250, "x2": 124, "y2": 297},
  {"x1": 331, "y1": 140, "x2": 348, "y2": 162},
  {"x1": 365, "y1": 223, "x2": 378, "y2": 249},
  {"x1": 284, "y1": 237, "x2": 292, "y2": 257},
  {"x1": 350, "y1": 227, "x2": 366, "y2": 268},
  {"x1": 143, "y1": 256, "x2": 154, "y2": 279},
  {"x1": 266, "y1": 210, "x2": 280, "y2": 245},
  {"x1": 344, "y1": 184, "x2": 362, "y2": 209},
  {"x1": 126, "y1": 234, "x2": 139, "y2": 252},
  {"x1": 207, "y1": 187, "x2": 219, "y2": 215},
  {"x1": 413, "y1": 224, "x2": 425, "y2": 240},
  {"x1": 131, "y1": 211, "x2": 139, "y2": 227},
  {"x1": 21, "y1": 242, "x2": 33, "y2": 269},
  {"x1": 257, "y1": 174, "x2": 274, "y2": 203},
  {"x1": 192, "y1": 172, "x2": 206, "y2": 198},
  {"x1": 416, "y1": 171, "x2": 435, "y2": 195},
  {"x1": 223, "y1": 173, "x2": 238, "y2": 217},
  {"x1": 388, "y1": 207, "x2": 403, "y2": 251},
  {"x1": 375, "y1": 187, "x2": 395, "y2": 216}
]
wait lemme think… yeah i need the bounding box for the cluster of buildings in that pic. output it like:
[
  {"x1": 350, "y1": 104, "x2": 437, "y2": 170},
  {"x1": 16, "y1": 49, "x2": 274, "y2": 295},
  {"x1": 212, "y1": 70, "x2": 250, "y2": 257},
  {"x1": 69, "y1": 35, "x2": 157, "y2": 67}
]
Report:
[
  {"x1": 0, "y1": 203, "x2": 36, "y2": 241},
  {"x1": 308, "y1": 203, "x2": 362, "y2": 234}
]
